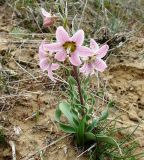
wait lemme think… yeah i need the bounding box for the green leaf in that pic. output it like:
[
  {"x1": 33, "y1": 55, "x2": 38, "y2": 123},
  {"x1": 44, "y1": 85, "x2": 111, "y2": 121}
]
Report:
[
  {"x1": 55, "y1": 108, "x2": 62, "y2": 122},
  {"x1": 78, "y1": 118, "x2": 85, "y2": 135},
  {"x1": 83, "y1": 91, "x2": 88, "y2": 101},
  {"x1": 77, "y1": 117, "x2": 86, "y2": 146},
  {"x1": 87, "y1": 118, "x2": 99, "y2": 132},
  {"x1": 85, "y1": 115, "x2": 91, "y2": 121},
  {"x1": 96, "y1": 134, "x2": 122, "y2": 154},
  {"x1": 85, "y1": 132, "x2": 96, "y2": 141},
  {"x1": 73, "y1": 117, "x2": 79, "y2": 126},
  {"x1": 84, "y1": 77, "x2": 90, "y2": 86},
  {"x1": 68, "y1": 76, "x2": 77, "y2": 86},
  {"x1": 99, "y1": 106, "x2": 109, "y2": 121},
  {"x1": 59, "y1": 123, "x2": 76, "y2": 133},
  {"x1": 59, "y1": 102, "x2": 74, "y2": 125},
  {"x1": 88, "y1": 108, "x2": 93, "y2": 114}
]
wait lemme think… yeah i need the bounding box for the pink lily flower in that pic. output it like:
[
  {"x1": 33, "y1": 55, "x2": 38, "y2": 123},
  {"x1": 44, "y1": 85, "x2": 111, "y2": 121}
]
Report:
[
  {"x1": 41, "y1": 8, "x2": 57, "y2": 27},
  {"x1": 80, "y1": 39, "x2": 109, "y2": 75},
  {"x1": 43, "y1": 26, "x2": 92, "y2": 66},
  {"x1": 39, "y1": 41, "x2": 59, "y2": 82}
]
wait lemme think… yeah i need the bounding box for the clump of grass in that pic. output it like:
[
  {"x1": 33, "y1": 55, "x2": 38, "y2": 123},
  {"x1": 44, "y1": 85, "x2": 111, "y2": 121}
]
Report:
[
  {"x1": 87, "y1": 120, "x2": 142, "y2": 160},
  {"x1": 7, "y1": 0, "x2": 42, "y2": 32}
]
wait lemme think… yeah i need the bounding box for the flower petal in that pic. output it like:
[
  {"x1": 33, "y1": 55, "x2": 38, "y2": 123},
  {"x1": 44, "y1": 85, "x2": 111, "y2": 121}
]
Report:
[
  {"x1": 56, "y1": 26, "x2": 70, "y2": 43},
  {"x1": 96, "y1": 44, "x2": 109, "y2": 58},
  {"x1": 39, "y1": 42, "x2": 46, "y2": 59},
  {"x1": 51, "y1": 63, "x2": 59, "y2": 70},
  {"x1": 44, "y1": 43, "x2": 62, "y2": 52},
  {"x1": 93, "y1": 58, "x2": 107, "y2": 72},
  {"x1": 43, "y1": 18, "x2": 54, "y2": 27},
  {"x1": 86, "y1": 64, "x2": 94, "y2": 75},
  {"x1": 76, "y1": 46, "x2": 92, "y2": 57},
  {"x1": 39, "y1": 58, "x2": 49, "y2": 71},
  {"x1": 55, "y1": 50, "x2": 67, "y2": 62},
  {"x1": 90, "y1": 39, "x2": 99, "y2": 51},
  {"x1": 70, "y1": 30, "x2": 84, "y2": 46},
  {"x1": 69, "y1": 52, "x2": 82, "y2": 66},
  {"x1": 47, "y1": 65, "x2": 56, "y2": 82},
  {"x1": 80, "y1": 63, "x2": 87, "y2": 73},
  {"x1": 41, "y1": 8, "x2": 51, "y2": 17},
  {"x1": 80, "y1": 63, "x2": 93, "y2": 75}
]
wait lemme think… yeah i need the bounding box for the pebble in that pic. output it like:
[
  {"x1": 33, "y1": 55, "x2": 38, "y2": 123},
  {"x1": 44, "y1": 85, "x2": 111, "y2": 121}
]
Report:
[{"x1": 128, "y1": 108, "x2": 140, "y2": 122}]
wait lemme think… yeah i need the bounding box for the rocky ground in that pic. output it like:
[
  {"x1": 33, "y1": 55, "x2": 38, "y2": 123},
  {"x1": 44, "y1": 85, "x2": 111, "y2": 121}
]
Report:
[{"x1": 0, "y1": 2, "x2": 144, "y2": 160}]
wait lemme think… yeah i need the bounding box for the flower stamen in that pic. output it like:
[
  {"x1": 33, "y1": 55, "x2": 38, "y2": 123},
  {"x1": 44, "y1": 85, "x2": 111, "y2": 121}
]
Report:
[
  {"x1": 63, "y1": 41, "x2": 76, "y2": 53},
  {"x1": 86, "y1": 55, "x2": 96, "y2": 64}
]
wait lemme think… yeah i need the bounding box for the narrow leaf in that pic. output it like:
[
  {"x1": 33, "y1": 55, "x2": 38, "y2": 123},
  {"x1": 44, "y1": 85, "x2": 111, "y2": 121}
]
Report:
[
  {"x1": 59, "y1": 102, "x2": 74, "y2": 125},
  {"x1": 59, "y1": 123, "x2": 76, "y2": 133},
  {"x1": 55, "y1": 108, "x2": 62, "y2": 122},
  {"x1": 87, "y1": 118, "x2": 99, "y2": 132},
  {"x1": 68, "y1": 76, "x2": 77, "y2": 86},
  {"x1": 77, "y1": 117, "x2": 86, "y2": 146},
  {"x1": 99, "y1": 106, "x2": 109, "y2": 121},
  {"x1": 96, "y1": 134, "x2": 122, "y2": 154},
  {"x1": 85, "y1": 132, "x2": 96, "y2": 141}
]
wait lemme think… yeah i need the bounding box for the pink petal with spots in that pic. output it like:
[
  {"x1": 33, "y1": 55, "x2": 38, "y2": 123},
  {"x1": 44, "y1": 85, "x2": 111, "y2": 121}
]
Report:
[
  {"x1": 39, "y1": 58, "x2": 49, "y2": 71},
  {"x1": 56, "y1": 26, "x2": 70, "y2": 43},
  {"x1": 44, "y1": 43, "x2": 62, "y2": 52},
  {"x1": 76, "y1": 46, "x2": 92, "y2": 57},
  {"x1": 69, "y1": 52, "x2": 82, "y2": 66},
  {"x1": 96, "y1": 44, "x2": 109, "y2": 58},
  {"x1": 55, "y1": 50, "x2": 67, "y2": 62},
  {"x1": 90, "y1": 39, "x2": 99, "y2": 51},
  {"x1": 41, "y1": 8, "x2": 51, "y2": 17},
  {"x1": 93, "y1": 58, "x2": 107, "y2": 72},
  {"x1": 70, "y1": 30, "x2": 84, "y2": 46}
]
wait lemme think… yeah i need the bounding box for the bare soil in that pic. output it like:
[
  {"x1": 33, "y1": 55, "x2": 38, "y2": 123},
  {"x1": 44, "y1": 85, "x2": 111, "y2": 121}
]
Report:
[{"x1": 0, "y1": 3, "x2": 144, "y2": 160}]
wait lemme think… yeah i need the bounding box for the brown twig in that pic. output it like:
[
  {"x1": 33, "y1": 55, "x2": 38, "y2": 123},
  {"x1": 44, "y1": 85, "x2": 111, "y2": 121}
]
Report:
[
  {"x1": 9, "y1": 141, "x2": 16, "y2": 160},
  {"x1": 72, "y1": 66, "x2": 84, "y2": 116}
]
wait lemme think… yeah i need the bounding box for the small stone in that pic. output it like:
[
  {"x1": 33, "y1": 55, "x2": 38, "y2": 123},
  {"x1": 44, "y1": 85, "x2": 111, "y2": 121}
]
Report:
[
  {"x1": 138, "y1": 110, "x2": 144, "y2": 119},
  {"x1": 136, "y1": 43, "x2": 143, "y2": 48},
  {"x1": 129, "y1": 86, "x2": 134, "y2": 91},
  {"x1": 127, "y1": 93, "x2": 139, "y2": 102},
  {"x1": 128, "y1": 108, "x2": 140, "y2": 122},
  {"x1": 14, "y1": 126, "x2": 22, "y2": 136}
]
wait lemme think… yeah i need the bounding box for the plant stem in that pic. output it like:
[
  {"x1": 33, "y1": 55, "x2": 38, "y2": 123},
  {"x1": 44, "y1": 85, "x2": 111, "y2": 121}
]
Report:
[{"x1": 72, "y1": 66, "x2": 84, "y2": 107}]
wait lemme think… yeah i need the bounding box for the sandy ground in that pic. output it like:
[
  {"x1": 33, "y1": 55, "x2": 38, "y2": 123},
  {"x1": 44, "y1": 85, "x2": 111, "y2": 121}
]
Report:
[{"x1": 0, "y1": 3, "x2": 144, "y2": 160}]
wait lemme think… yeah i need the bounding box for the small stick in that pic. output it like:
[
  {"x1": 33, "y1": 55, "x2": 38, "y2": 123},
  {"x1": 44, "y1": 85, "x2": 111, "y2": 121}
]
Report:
[
  {"x1": 9, "y1": 141, "x2": 16, "y2": 160},
  {"x1": 24, "y1": 110, "x2": 43, "y2": 121},
  {"x1": 77, "y1": 143, "x2": 96, "y2": 158}
]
